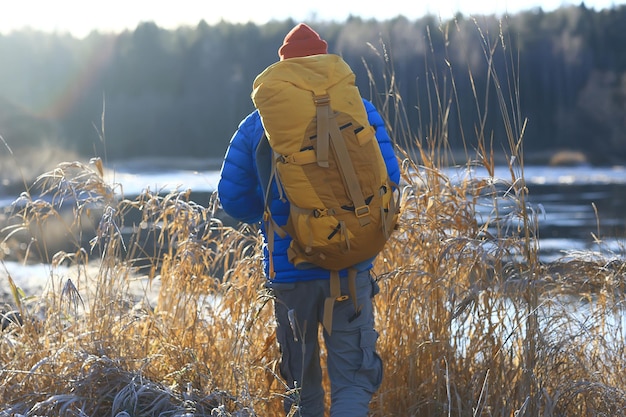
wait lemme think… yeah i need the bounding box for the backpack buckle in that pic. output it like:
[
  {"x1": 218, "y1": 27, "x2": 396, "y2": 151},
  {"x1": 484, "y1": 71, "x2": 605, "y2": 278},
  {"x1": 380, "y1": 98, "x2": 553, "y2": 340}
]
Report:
[
  {"x1": 313, "y1": 94, "x2": 330, "y2": 106},
  {"x1": 314, "y1": 208, "x2": 336, "y2": 218},
  {"x1": 354, "y1": 205, "x2": 370, "y2": 218}
]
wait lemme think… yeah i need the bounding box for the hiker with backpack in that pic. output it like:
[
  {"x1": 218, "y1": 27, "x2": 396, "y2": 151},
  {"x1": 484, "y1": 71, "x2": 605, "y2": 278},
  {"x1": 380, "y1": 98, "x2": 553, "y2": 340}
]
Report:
[{"x1": 217, "y1": 23, "x2": 401, "y2": 417}]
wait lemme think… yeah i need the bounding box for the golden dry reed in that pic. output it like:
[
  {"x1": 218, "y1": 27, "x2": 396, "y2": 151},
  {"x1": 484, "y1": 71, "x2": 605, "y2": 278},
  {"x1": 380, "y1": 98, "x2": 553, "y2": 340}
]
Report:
[{"x1": 1, "y1": 19, "x2": 626, "y2": 416}]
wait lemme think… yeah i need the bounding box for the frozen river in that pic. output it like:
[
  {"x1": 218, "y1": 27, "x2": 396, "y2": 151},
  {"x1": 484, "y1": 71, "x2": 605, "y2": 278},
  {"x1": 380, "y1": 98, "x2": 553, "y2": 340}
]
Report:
[{"x1": 1, "y1": 163, "x2": 625, "y2": 298}]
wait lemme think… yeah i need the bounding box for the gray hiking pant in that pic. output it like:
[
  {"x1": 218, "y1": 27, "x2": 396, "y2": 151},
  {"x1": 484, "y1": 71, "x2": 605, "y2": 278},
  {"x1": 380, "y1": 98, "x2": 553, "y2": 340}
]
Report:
[{"x1": 267, "y1": 270, "x2": 383, "y2": 417}]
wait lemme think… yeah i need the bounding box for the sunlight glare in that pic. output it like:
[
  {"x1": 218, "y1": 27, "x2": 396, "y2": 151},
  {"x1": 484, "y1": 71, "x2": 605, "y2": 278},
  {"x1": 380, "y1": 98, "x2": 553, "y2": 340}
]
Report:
[{"x1": 0, "y1": 0, "x2": 623, "y2": 38}]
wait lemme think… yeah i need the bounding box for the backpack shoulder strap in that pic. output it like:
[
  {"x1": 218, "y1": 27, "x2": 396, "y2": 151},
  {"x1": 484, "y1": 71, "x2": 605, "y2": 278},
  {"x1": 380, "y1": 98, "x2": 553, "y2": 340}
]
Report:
[
  {"x1": 255, "y1": 133, "x2": 287, "y2": 278},
  {"x1": 255, "y1": 132, "x2": 272, "y2": 196}
]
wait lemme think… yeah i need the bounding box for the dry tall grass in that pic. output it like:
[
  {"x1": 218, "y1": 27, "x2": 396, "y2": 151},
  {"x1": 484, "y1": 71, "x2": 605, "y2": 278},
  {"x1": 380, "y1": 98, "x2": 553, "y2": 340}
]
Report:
[{"x1": 2, "y1": 19, "x2": 626, "y2": 417}]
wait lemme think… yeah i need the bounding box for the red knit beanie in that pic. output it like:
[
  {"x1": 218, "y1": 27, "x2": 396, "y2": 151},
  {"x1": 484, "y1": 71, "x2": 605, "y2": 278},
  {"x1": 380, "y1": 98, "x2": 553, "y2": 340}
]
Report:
[{"x1": 278, "y1": 23, "x2": 328, "y2": 60}]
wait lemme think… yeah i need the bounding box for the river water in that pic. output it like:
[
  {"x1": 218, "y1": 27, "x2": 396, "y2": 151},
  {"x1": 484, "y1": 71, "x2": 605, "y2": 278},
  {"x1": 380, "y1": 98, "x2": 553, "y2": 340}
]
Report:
[
  {"x1": 446, "y1": 164, "x2": 626, "y2": 261},
  {"x1": 98, "y1": 162, "x2": 626, "y2": 262},
  {"x1": 3, "y1": 163, "x2": 626, "y2": 258},
  {"x1": 1, "y1": 163, "x2": 625, "y2": 280}
]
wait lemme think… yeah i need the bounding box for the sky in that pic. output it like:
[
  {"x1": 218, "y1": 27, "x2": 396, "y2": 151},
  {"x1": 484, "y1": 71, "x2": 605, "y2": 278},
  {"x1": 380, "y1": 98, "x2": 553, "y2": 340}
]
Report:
[{"x1": 0, "y1": 0, "x2": 623, "y2": 38}]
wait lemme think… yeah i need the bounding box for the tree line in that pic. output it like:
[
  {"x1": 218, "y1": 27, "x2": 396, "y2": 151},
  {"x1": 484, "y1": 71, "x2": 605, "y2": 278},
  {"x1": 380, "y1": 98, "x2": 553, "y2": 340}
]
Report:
[{"x1": 1, "y1": 4, "x2": 625, "y2": 167}]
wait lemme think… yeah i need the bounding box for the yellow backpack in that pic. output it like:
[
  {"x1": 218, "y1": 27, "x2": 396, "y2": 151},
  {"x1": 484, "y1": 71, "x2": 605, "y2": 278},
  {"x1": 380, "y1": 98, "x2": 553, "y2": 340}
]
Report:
[{"x1": 252, "y1": 54, "x2": 400, "y2": 332}]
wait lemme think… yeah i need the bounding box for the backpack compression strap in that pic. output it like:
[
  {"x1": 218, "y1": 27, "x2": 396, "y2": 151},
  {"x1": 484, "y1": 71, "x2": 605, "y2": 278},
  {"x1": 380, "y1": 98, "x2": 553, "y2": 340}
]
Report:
[
  {"x1": 313, "y1": 94, "x2": 371, "y2": 227},
  {"x1": 314, "y1": 95, "x2": 330, "y2": 168}
]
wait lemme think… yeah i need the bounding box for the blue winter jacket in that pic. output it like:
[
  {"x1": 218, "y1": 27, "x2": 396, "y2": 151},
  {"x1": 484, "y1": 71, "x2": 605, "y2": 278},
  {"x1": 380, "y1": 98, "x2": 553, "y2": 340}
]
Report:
[{"x1": 218, "y1": 99, "x2": 401, "y2": 283}]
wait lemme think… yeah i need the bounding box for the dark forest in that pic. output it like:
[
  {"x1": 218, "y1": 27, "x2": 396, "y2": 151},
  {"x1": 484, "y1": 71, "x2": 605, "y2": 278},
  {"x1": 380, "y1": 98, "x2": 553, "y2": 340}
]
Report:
[{"x1": 1, "y1": 4, "x2": 625, "y2": 168}]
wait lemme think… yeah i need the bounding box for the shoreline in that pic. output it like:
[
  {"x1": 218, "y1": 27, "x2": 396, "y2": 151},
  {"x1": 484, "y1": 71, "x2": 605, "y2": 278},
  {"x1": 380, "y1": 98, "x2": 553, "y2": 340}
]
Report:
[{"x1": 0, "y1": 259, "x2": 161, "y2": 310}]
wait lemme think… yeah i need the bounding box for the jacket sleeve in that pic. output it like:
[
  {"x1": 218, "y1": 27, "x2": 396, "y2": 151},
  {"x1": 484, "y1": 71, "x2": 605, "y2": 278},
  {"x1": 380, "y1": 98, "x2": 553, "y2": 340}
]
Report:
[
  {"x1": 217, "y1": 111, "x2": 265, "y2": 224},
  {"x1": 363, "y1": 99, "x2": 401, "y2": 184}
]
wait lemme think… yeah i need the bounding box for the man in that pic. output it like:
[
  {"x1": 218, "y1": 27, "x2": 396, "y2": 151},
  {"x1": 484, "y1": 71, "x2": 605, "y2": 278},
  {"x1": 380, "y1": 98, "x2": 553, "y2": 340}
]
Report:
[{"x1": 218, "y1": 23, "x2": 400, "y2": 417}]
